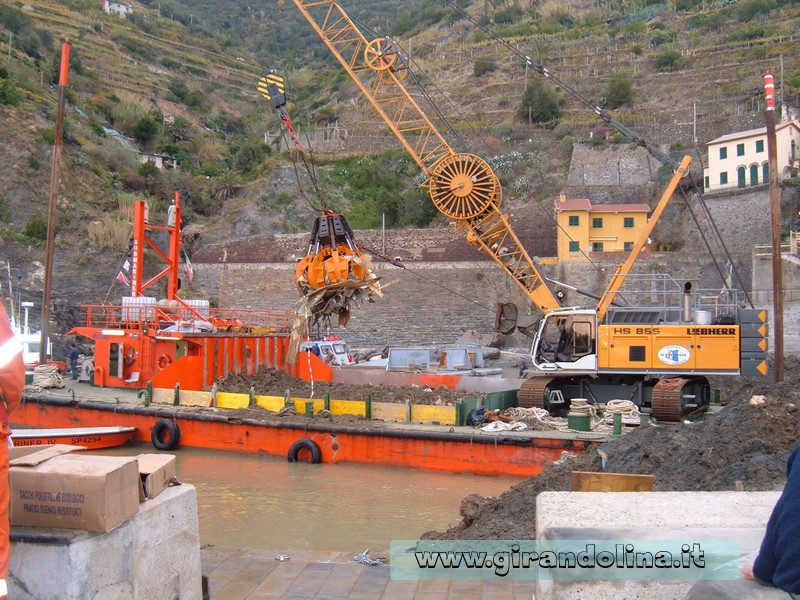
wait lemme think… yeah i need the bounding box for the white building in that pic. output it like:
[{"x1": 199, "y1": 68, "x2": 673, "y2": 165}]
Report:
[
  {"x1": 139, "y1": 152, "x2": 176, "y2": 171},
  {"x1": 703, "y1": 120, "x2": 800, "y2": 193},
  {"x1": 102, "y1": 0, "x2": 133, "y2": 17}
]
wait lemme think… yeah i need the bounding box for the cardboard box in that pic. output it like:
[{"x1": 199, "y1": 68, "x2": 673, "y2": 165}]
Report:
[
  {"x1": 10, "y1": 445, "x2": 140, "y2": 532},
  {"x1": 136, "y1": 454, "x2": 177, "y2": 500}
]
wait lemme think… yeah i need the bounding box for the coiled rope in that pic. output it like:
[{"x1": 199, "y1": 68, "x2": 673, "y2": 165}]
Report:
[
  {"x1": 602, "y1": 399, "x2": 641, "y2": 426},
  {"x1": 503, "y1": 406, "x2": 558, "y2": 431},
  {"x1": 24, "y1": 364, "x2": 65, "y2": 393}
]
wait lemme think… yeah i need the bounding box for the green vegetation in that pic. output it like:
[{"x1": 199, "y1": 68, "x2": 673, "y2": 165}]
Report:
[
  {"x1": 604, "y1": 73, "x2": 634, "y2": 109},
  {"x1": 325, "y1": 151, "x2": 437, "y2": 229},
  {"x1": 655, "y1": 50, "x2": 687, "y2": 71},
  {"x1": 23, "y1": 218, "x2": 48, "y2": 242},
  {"x1": 0, "y1": 0, "x2": 796, "y2": 256},
  {"x1": 474, "y1": 56, "x2": 497, "y2": 77},
  {"x1": 518, "y1": 80, "x2": 560, "y2": 125},
  {"x1": 0, "y1": 77, "x2": 21, "y2": 106}
]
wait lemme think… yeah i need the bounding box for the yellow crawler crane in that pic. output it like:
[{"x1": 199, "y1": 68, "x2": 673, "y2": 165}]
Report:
[{"x1": 291, "y1": 0, "x2": 768, "y2": 420}]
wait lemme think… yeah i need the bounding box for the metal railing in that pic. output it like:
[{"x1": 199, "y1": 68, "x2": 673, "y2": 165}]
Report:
[
  {"x1": 605, "y1": 273, "x2": 740, "y2": 324},
  {"x1": 79, "y1": 304, "x2": 294, "y2": 333}
]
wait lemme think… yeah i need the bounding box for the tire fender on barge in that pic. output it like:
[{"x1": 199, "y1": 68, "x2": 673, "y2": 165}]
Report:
[
  {"x1": 152, "y1": 419, "x2": 181, "y2": 451},
  {"x1": 287, "y1": 438, "x2": 322, "y2": 464}
]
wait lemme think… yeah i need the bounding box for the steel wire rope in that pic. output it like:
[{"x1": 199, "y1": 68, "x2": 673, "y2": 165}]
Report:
[
  {"x1": 343, "y1": 5, "x2": 605, "y2": 304},
  {"x1": 312, "y1": 2, "x2": 653, "y2": 310},
  {"x1": 278, "y1": 125, "x2": 325, "y2": 213},
  {"x1": 345, "y1": 3, "x2": 619, "y2": 298},
  {"x1": 273, "y1": 82, "x2": 328, "y2": 213},
  {"x1": 444, "y1": 0, "x2": 752, "y2": 305},
  {"x1": 342, "y1": 9, "x2": 470, "y2": 153},
  {"x1": 685, "y1": 149, "x2": 752, "y2": 307},
  {"x1": 357, "y1": 242, "x2": 496, "y2": 314}
]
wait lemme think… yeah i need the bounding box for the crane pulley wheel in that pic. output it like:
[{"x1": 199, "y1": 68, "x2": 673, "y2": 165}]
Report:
[
  {"x1": 376, "y1": 68, "x2": 407, "y2": 85},
  {"x1": 429, "y1": 153, "x2": 498, "y2": 220},
  {"x1": 364, "y1": 38, "x2": 397, "y2": 72}
]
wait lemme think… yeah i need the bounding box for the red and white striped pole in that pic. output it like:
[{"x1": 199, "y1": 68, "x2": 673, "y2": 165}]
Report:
[
  {"x1": 764, "y1": 70, "x2": 783, "y2": 381},
  {"x1": 764, "y1": 71, "x2": 775, "y2": 111}
]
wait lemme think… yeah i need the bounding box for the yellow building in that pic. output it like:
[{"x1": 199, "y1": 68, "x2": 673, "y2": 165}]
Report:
[{"x1": 555, "y1": 194, "x2": 650, "y2": 262}]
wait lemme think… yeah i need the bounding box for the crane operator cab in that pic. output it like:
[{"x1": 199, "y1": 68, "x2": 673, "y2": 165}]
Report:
[{"x1": 532, "y1": 311, "x2": 597, "y2": 372}]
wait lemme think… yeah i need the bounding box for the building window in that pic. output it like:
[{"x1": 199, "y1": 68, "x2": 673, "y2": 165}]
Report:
[
  {"x1": 736, "y1": 143, "x2": 745, "y2": 157},
  {"x1": 592, "y1": 217, "x2": 603, "y2": 228},
  {"x1": 737, "y1": 166, "x2": 746, "y2": 188},
  {"x1": 762, "y1": 162, "x2": 769, "y2": 183},
  {"x1": 704, "y1": 175, "x2": 709, "y2": 189},
  {"x1": 568, "y1": 215, "x2": 579, "y2": 226},
  {"x1": 568, "y1": 241, "x2": 579, "y2": 252},
  {"x1": 719, "y1": 147, "x2": 727, "y2": 160},
  {"x1": 720, "y1": 172, "x2": 728, "y2": 185},
  {"x1": 592, "y1": 242, "x2": 604, "y2": 252},
  {"x1": 624, "y1": 242, "x2": 634, "y2": 252},
  {"x1": 624, "y1": 217, "x2": 634, "y2": 228},
  {"x1": 756, "y1": 139, "x2": 764, "y2": 153},
  {"x1": 750, "y1": 164, "x2": 759, "y2": 186}
]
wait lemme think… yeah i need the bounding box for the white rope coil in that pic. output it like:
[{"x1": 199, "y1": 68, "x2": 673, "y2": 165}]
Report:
[
  {"x1": 503, "y1": 406, "x2": 565, "y2": 431},
  {"x1": 602, "y1": 399, "x2": 641, "y2": 426},
  {"x1": 24, "y1": 364, "x2": 65, "y2": 393},
  {"x1": 560, "y1": 398, "x2": 608, "y2": 433}
]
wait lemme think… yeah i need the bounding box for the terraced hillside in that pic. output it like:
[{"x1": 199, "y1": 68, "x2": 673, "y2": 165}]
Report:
[{"x1": 0, "y1": 0, "x2": 798, "y2": 351}]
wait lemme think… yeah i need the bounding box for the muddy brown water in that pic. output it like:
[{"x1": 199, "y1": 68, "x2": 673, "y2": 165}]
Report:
[{"x1": 95, "y1": 443, "x2": 521, "y2": 551}]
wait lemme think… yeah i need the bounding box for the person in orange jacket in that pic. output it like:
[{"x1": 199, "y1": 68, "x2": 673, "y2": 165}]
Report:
[{"x1": 0, "y1": 303, "x2": 24, "y2": 600}]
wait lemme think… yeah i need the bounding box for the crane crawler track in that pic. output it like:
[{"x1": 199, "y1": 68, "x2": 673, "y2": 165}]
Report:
[
  {"x1": 518, "y1": 377, "x2": 556, "y2": 410},
  {"x1": 651, "y1": 377, "x2": 710, "y2": 422}
]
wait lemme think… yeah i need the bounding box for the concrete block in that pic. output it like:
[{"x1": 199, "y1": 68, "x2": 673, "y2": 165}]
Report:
[
  {"x1": 10, "y1": 484, "x2": 202, "y2": 600},
  {"x1": 535, "y1": 491, "x2": 782, "y2": 600}
]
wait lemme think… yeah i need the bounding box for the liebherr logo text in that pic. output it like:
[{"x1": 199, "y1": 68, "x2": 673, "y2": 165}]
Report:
[{"x1": 685, "y1": 328, "x2": 736, "y2": 335}]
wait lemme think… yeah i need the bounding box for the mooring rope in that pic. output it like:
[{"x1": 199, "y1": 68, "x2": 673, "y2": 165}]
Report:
[
  {"x1": 24, "y1": 364, "x2": 65, "y2": 393},
  {"x1": 602, "y1": 399, "x2": 641, "y2": 426}
]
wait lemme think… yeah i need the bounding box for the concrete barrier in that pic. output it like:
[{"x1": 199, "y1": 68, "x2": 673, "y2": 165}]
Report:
[
  {"x1": 535, "y1": 491, "x2": 783, "y2": 600},
  {"x1": 9, "y1": 484, "x2": 202, "y2": 600}
]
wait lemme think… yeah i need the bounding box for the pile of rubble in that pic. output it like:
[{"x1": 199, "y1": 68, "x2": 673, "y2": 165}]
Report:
[{"x1": 424, "y1": 357, "x2": 800, "y2": 541}]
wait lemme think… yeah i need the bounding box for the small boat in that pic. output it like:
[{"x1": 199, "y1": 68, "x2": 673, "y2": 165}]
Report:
[{"x1": 10, "y1": 426, "x2": 137, "y2": 450}]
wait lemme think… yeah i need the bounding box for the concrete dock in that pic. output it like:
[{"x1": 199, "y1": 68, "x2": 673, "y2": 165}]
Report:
[{"x1": 201, "y1": 547, "x2": 537, "y2": 599}]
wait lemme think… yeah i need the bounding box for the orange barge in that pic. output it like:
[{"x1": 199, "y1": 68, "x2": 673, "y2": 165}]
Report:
[{"x1": 13, "y1": 395, "x2": 602, "y2": 478}]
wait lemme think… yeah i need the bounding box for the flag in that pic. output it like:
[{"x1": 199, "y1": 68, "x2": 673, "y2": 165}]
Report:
[
  {"x1": 122, "y1": 259, "x2": 131, "y2": 272},
  {"x1": 184, "y1": 250, "x2": 194, "y2": 283},
  {"x1": 116, "y1": 271, "x2": 130, "y2": 286}
]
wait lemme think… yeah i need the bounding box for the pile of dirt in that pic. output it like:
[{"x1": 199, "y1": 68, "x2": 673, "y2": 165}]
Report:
[
  {"x1": 215, "y1": 357, "x2": 800, "y2": 542},
  {"x1": 422, "y1": 356, "x2": 800, "y2": 541},
  {"x1": 217, "y1": 365, "x2": 469, "y2": 406}
]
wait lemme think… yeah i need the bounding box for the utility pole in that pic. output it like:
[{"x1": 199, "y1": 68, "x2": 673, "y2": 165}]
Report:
[
  {"x1": 41, "y1": 40, "x2": 71, "y2": 365},
  {"x1": 764, "y1": 71, "x2": 784, "y2": 382}
]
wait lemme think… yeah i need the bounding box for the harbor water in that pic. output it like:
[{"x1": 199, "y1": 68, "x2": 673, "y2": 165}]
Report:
[{"x1": 97, "y1": 444, "x2": 522, "y2": 552}]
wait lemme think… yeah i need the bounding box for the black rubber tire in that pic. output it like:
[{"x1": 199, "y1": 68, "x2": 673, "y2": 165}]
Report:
[
  {"x1": 287, "y1": 438, "x2": 322, "y2": 464},
  {"x1": 151, "y1": 419, "x2": 181, "y2": 451}
]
